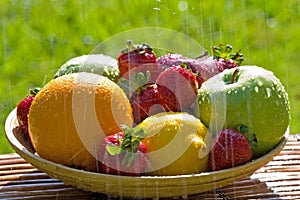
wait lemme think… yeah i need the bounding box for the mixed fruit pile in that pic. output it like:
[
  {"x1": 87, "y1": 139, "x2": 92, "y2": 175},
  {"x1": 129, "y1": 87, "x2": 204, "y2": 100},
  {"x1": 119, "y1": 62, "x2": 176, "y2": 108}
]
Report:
[{"x1": 15, "y1": 40, "x2": 290, "y2": 176}]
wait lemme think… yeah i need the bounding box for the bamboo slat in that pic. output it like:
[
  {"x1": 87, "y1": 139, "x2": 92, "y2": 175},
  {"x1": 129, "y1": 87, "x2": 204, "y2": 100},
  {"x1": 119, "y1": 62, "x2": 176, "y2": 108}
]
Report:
[{"x1": 0, "y1": 134, "x2": 299, "y2": 199}]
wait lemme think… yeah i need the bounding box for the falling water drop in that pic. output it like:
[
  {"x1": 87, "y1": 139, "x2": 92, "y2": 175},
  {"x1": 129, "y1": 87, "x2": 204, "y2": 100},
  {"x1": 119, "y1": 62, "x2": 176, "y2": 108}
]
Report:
[{"x1": 254, "y1": 86, "x2": 259, "y2": 93}]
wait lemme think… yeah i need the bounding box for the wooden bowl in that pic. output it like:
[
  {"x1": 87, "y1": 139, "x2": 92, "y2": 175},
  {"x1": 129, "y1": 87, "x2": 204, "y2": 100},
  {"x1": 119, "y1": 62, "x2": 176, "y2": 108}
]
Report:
[{"x1": 5, "y1": 108, "x2": 288, "y2": 199}]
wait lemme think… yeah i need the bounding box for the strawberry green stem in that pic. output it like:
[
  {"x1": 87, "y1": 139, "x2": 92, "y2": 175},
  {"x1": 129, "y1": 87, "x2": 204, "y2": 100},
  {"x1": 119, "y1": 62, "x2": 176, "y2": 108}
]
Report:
[
  {"x1": 212, "y1": 44, "x2": 244, "y2": 65},
  {"x1": 30, "y1": 87, "x2": 40, "y2": 96},
  {"x1": 106, "y1": 125, "x2": 148, "y2": 167},
  {"x1": 126, "y1": 40, "x2": 136, "y2": 52}
]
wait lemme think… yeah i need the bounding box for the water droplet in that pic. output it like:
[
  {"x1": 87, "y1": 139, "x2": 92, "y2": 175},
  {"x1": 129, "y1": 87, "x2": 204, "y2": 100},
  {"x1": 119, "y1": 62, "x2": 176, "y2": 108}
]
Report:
[
  {"x1": 227, "y1": 91, "x2": 232, "y2": 94},
  {"x1": 257, "y1": 80, "x2": 263, "y2": 87},
  {"x1": 242, "y1": 86, "x2": 246, "y2": 91},
  {"x1": 82, "y1": 35, "x2": 93, "y2": 45},
  {"x1": 254, "y1": 86, "x2": 259, "y2": 93},
  {"x1": 178, "y1": 1, "x2": 188, "y2": 12},
  {"x1": 266, "y1": 18, "x2": 277, "y2": 28},
  {"x1": 153, "y1": 7, "x2": 160, "y2": 11},
  {"x1": 266, "y1": 88, "x2": 271, "y2": 98},
  {"x1": 181, "y1": 194, "x2": 188, "y2": 199}
]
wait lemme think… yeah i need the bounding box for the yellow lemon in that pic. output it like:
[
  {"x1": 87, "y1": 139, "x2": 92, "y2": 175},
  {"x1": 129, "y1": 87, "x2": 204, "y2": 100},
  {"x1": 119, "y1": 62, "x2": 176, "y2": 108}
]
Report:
[
  {"x1": 138, "y1": 112, "x2": 210, "y2": 176},
  {"x1": 28, "y1": 72, "x2": 133, "y2": 172}
]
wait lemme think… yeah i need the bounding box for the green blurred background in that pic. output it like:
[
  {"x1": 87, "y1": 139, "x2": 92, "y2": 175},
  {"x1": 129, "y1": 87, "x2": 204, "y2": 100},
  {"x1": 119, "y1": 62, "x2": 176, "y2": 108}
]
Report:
[{"x1": 1, "y1": 0, "x2": 299, "y2": 154}]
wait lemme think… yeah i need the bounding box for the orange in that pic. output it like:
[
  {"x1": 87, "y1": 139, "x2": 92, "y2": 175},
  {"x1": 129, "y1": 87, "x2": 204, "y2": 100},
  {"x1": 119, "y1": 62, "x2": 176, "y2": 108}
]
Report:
[
  {"x1": 138, "y1": 112, "x2": 210, "y2": 176},
  {"x1": 28, "y1": 72, "x2": 133, "y2": 172}
]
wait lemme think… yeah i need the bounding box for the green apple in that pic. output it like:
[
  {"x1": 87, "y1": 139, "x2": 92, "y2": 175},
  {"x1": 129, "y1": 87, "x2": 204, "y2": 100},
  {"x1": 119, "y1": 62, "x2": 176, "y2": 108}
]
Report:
[
  {"x1": 53, "y1": 54, "x2": 120, "y2": 82},
  {"x1": 197, "y1": 65, "x2": 290, "y2": 158}
]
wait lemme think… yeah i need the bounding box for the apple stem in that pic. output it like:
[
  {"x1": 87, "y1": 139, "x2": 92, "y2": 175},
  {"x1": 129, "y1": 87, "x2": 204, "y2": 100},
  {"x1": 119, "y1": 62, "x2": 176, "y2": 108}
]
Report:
[{"x1": 231, "y1": 68, "x2": 240, "y2": 84}]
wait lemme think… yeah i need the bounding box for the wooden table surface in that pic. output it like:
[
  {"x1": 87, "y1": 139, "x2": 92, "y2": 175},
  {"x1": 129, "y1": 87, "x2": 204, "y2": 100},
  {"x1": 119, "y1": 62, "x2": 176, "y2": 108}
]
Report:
[{"x1": 1, "y1": 134, "x2": 300, "y2": 200}]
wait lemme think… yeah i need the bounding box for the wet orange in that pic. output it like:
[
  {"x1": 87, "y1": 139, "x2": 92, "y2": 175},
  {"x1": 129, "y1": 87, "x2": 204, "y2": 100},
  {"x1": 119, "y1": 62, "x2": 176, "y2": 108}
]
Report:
[{"x1": 28, "y1": 72, "x2": 133, "y2": 172}]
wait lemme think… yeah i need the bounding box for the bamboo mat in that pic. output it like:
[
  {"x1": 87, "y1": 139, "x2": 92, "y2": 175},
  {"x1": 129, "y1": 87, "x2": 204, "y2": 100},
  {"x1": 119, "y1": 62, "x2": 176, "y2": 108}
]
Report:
[{"x1": 1, "y1": 135, "x2": 300, "y2": 200}]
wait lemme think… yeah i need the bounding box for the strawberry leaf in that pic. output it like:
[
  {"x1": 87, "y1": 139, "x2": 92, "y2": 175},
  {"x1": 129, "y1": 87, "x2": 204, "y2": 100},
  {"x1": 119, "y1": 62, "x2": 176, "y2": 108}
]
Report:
[
  {"x1": 212, "y1": 44, "x2": 244, "y2": 66},
  {"x1": 117, "y1": 71, "x2": 151, "y2": 97},
  {"x1": 106, "y1": 145, "x2": 122, "y2": 156},
  {"x1": 30, "y1": 87, "x2": 40, "y2": 96},
  {"x1": 131, "y1": 126, "x2": 148, "y2": 140},
  {"x1": 122, "y1": 152, "x2": 137, "y2": 167},
  {"x1": 118, "y1": 125, "x2": 149, "y2": 167},
  {"x1": 237, "y1": 125, "x2": 258, "y2": 147}
]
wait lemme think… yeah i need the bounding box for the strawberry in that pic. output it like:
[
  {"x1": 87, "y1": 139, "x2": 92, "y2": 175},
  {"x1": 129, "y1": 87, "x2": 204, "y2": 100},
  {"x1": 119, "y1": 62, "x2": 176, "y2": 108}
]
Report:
[
  {"x1": 117, "y1": 40, "x2": 160, "y2": 83},
  {"x1": 209, "y1": 128, "x2": 253, "y2": 171},
  {"x1": 157, "y1": 53, "x2": 206, "y2": 87},
  {"x1": 156, "y1": 65, "x2": 198, "y2": 112},
  {"x1": 130, "y1": 84, "x2": 164, "y2": 125},
  {"x1": 157, "y1": 44, "x2": 244, "y2": 88},
  {"x1": 17, "y1": 88, "x2": 40, "y2": 137},
  {"x1": 212, "y1": 44, "x2": 244, "y2": 71},
  {"x1": 97, "y1": 125, "x2": 150, "y2": 176}
]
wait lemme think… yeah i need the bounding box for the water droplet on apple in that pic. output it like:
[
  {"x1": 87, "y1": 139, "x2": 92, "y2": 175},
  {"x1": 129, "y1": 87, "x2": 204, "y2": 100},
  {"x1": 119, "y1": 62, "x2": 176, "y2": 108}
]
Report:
[
  {"x1": 257, "y1": 80, "x2": 263, "y2": 87},
  {"x1": 254, "y1": 86, "x2": 259, "y2": 93},
  {"x1": 266, "y1": 88, "x2": 271, "y2": 98},
  {"x1": 242, "y1": 86, "x2": 246, "y2": 91},
  {"x1": 272, "y1": 86, "x2": 275, "y2": 91}
]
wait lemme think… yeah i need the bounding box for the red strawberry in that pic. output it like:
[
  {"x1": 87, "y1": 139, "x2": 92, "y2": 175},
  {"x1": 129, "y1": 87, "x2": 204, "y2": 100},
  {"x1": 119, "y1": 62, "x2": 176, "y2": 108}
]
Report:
[
  {"x1": 156, "y1": 65, "x2": 198, "y2": 112},
  {"x1": 117, "y1": 40, "x2": 160, "y2": 83},
  {"x1": 130, "y1": 84, "x2": 164, "y2": 124},
  {"x1": 157, "y1": 53, "x2": 190, "y2": 71},
  {"x1": 157, "y1": 53, "x2": 206, "y2": 87},
  {"x1": 157, "y1": 44, "x2": 244, "y2": 88},
  {"x1": 209, "y1": 128, "x2": 253, "y2": 171},
  {"x1": 17, "y1": 88, "x2": 40, "y2": 137},
  {"x1": 97, "y1": 125, "x2": 150, "y2": 176}
]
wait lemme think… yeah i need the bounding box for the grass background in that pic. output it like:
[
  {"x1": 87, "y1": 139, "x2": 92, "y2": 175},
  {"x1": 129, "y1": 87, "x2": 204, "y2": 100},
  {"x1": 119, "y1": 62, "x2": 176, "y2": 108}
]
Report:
[{"x1": 1, "y1": 0, "x2": 299, "y2": 154}]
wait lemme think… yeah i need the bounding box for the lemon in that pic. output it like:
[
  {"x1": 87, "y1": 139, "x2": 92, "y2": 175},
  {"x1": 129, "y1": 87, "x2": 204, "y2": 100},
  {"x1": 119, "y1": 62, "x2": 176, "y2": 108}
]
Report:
[
  {"x1": 138, "y1": 112, "x2": 210, "y2": 176},
  {"x1": 28, "y1": 72, "x2": 133, "y2": 172}
]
